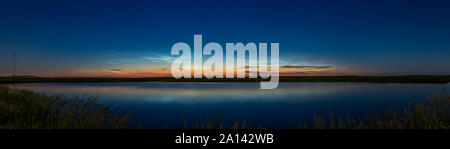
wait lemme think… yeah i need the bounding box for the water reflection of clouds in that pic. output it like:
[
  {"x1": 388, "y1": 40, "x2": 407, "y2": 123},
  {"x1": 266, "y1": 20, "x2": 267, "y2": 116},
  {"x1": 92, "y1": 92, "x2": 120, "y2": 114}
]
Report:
[{"x1": 11, "y1": 82, "x2": 367, "y2": 103}]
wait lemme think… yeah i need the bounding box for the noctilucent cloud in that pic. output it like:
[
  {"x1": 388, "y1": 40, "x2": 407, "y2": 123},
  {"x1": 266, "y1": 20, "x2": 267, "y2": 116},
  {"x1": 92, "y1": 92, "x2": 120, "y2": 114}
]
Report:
[{"x1": 1, "y1": 0, "x2": 450, "y2": 77}]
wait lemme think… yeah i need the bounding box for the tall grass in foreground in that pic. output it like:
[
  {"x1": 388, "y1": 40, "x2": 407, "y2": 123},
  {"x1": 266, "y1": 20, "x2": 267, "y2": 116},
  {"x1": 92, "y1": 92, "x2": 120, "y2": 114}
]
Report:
[
  {"x1": 0, "y1": 86, "x2": 132, "y2": 129},
  {"x1": 192, "y1": 94, "x2": 449, "y2": 129},
  {"x1": 300, "y1": 94, "x2": 450, "y2": 129}
]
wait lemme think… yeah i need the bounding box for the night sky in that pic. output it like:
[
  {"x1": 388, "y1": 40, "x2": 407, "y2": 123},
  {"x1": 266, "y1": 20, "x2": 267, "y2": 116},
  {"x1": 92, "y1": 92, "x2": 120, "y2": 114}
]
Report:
[{"x1": 1, "y1": 0, "x2": 450, "y2": 77}]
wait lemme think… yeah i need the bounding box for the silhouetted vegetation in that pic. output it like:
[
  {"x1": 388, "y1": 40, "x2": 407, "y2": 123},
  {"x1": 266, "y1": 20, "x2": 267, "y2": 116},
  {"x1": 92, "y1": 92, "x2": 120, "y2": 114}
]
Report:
[
  {"x1": 1, "y1": 75, "x2": 450, "y2": 83},
  {"x1": 0, "y1": 86, "x2": 132, "y2": 129},
  {"x1": 188, "y1": 93, "x2": 450, "y2": 129},
  {"x1": 298, "y1": 94, "x2": 450, "y2": 129}
]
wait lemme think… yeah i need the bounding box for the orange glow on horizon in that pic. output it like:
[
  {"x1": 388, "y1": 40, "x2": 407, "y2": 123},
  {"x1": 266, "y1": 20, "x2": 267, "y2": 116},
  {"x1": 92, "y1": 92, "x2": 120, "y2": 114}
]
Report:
[{"x1": 20, "y1": 66, "x2": 362, "y2": 78}]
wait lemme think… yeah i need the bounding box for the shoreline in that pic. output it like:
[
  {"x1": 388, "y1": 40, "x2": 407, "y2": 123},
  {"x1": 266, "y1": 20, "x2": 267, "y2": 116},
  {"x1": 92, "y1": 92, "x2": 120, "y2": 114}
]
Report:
[{"x1": 1, "y1": 75, "x2": 450, "y2": 84}]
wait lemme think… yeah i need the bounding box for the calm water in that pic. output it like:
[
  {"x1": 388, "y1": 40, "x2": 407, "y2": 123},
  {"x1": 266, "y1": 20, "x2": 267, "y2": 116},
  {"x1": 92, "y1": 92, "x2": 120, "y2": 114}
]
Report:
[{"x1": 10, "y1": 82, "x2": 449, "y2": 128}]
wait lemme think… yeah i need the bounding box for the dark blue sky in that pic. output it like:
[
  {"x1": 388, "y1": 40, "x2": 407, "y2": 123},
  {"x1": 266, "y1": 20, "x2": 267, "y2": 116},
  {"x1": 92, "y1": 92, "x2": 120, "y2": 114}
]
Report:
[{"x1": 1, "y1": 0, "x2": 450, "y2": 77}]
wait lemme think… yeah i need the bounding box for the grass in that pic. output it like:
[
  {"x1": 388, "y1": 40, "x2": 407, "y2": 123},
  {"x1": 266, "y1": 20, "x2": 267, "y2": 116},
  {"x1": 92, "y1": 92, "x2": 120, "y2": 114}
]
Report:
[
  {"x1": 0, "y1": 85, "x2": 132, "y2": 129},
  {"x1": 299, "y1": 93, "x2": 450, "y2": 129},
  {"x1": 1, "y1": 75, "x2": 450, "y2": 83},
  {"x1": 188, "y1": 93, "x2": 450, "y2": 129}
]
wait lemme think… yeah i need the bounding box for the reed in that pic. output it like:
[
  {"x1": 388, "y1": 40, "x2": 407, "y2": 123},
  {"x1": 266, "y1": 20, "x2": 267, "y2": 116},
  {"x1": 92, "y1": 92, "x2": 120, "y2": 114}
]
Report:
[
  {"x1": 0, "y1": 86, "x2": 132, "y2": 129},
  {"x1": 299, "y1": 93, "x2": 450, "y2": 129},
  {"x1": 190, "y1": 93, "x2": 449, "y2": 129}
]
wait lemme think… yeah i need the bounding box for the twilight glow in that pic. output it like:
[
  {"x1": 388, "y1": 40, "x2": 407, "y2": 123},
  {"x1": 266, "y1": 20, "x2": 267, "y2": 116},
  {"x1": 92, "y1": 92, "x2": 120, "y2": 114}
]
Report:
[{"x1": 1, "y1": 0, "x2": 450, "y2": 77}]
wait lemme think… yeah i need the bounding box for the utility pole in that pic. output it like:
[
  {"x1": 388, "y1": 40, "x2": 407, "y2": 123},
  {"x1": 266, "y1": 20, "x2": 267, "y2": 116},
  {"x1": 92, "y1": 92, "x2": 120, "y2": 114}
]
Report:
[{"x1": 13, "y1": 53, "x2": 16, "y2": 77}]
